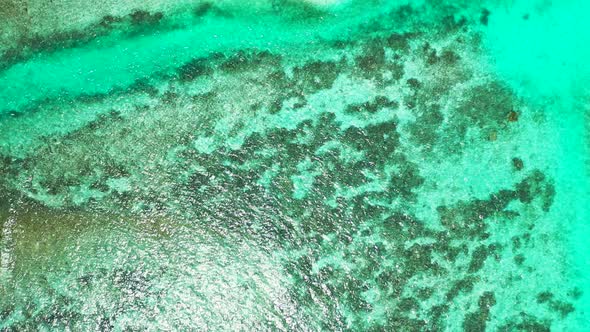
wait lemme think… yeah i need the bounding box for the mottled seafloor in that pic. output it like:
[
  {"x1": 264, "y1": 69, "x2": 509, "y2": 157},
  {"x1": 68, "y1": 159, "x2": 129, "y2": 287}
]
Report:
[{"x1": 0, "y1": 0, "x2": 589, "y2": 330}]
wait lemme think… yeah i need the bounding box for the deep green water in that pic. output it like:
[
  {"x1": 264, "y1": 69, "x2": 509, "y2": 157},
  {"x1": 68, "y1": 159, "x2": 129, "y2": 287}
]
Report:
[{"x1": 0, "y1": 0, "x2": 588, "y2": 330}]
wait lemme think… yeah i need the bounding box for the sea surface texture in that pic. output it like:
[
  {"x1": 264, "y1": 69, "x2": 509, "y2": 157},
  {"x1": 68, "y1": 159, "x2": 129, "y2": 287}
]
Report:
[{"x1": 0, "y1": 0, "x2": 589, "y2": 330}]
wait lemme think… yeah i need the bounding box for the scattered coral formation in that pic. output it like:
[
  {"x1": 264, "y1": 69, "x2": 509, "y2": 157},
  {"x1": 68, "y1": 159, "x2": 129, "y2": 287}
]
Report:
[{"x1": 0, "y1": 1, "x2": 582, "y2": 331}]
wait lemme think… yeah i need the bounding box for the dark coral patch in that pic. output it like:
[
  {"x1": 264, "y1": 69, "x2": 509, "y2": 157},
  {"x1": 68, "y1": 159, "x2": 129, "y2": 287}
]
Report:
[
  {"x1": 507, "y1": 110, "x2": 520, "y2": 122},
  {"x1": 355, "y1": 40, "x2": 386, "y2": 77},
  {"x1": 454, "y1": 82, "x2": 516, "y2": 134},
  {"x1": 177, "y1": 57, "x2": 213, "y2": 81},
  {"x1": 498, "y1": 313, "x2": 551, "y2": 332},
  {"x1": 480, "y1": 9, "x2": 491, "y2": 26},
  {"x1": 386, "y1": 32, "x2": 415, "y2": 52},
  {"x1": 194, "y1": 2, "x2": 214, "y2": 17},
  {"x1": 292, "y1": 60, "x2": 342, "y2": 93},
  {"x1": 129, "y1": 10, "x2": 164, "y2": 25},
  {"x1": 219, "y1": 50, "x2": 281, "y2": 73},
  {"x1": 344, "y1": 96, "x2": 398, "y2": 114},
  {"x1": 512, "y1": 157, "x2": 524, "y2": 171},
  {"x1": 446, "y1": 276, "x2": 478, "y2": 301},
  {"x1": 515, "y1": 170, "x2": 555, "y2": 211},
  {"x1": 537, "y1": 291, "x2": 554, "y2": 303},
  {"x1": 537, "y1": 292, "x2": 575, "y2": 318},
  {"x1": 463, "y1": 291, "x2": 496, "y2": 332},
  {"x1": 468, "y1": 245, "x2": 490, "y2": 273}
]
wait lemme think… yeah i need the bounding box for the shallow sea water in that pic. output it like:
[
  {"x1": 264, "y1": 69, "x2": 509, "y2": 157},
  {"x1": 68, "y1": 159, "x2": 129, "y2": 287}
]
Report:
[{"x1": 0, "y1": 0, "x2": 588, "y2": 330}]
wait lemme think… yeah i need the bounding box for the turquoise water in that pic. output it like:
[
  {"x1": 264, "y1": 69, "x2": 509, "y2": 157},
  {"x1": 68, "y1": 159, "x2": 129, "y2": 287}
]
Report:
[{"x1": 0, "y1": 0, "x2": 588, "y2": 330}]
